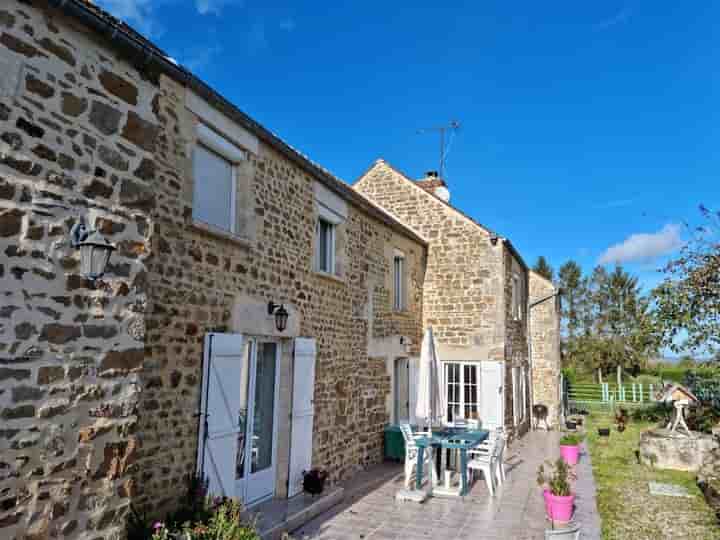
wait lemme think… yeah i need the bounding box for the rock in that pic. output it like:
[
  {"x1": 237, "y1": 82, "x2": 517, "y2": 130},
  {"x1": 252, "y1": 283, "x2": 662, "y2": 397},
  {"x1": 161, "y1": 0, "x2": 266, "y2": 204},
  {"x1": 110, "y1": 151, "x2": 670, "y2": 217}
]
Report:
[
  {"x1": 11, "y1": 385, "x2": 44, "y2": 403},
  {"x1": 0, "y1": 208, "x2": 24, "y2": 237},
  {"x1": 36, "y1": 37, "x2": 76, "y2": 66},
  {"x1": 97, "y1": 144, "x2": 129, "y2": 171},
  {"x1": 15, "y1": 117, "x2": 44, "y2": 138},
  {"x1": 31, "y1": 144, "x2": 56, "y2": 162},
  {"x1": 1, "y1": 404, "x2": 36, "y2": 419},
  {"x1": 82, "y1": 179, "x2": 113, "y2": 199},
  {"x1": 89, "y1": 100, "x2": 122, "y2": 136},
  {"x1": 133, "y1": 158, "x2": 155, "y2": 181},
  {"x1": 82, "y1": 325, "x2": 118, "y2": 339},
  {"x1": 61, "y1": 92, "x2": 87, "y2": 117},
  {"x1": 0, "y1": 178, "x2": 15, "y2": 199},
  {"x1": 14, "y1": 322, "x2": 37, "y2": 340},
  {"x1": 99, "y1": 70, "x2": 138, "y2": 106},
  {"x1": 0, "y1": 368, "x2": 30, "y2": 381},
  {"x1": 37, "y1": 366, "x2": 64, "y2": 385},
  {"x1": 120, "y1": 178, "x2": 155, "y2": 210},
  {"x1": 39, "y1": 324, "x2": 81, "y2": 344},
  {"x1": 99, "y1": 349, "x2": 144, "y2": 374},
  {"x1": 639, "y1": 428, "x2": 719, "y2": 473},
  {"x1": 25, "y1": 73, "x2": 54, "y2": 98},
  {"x1": 121, "y1": 111, "x2": 158, "y2": 152},
  {"x1": 0, "y1": 33, "x2": 46, "y2": 59}
]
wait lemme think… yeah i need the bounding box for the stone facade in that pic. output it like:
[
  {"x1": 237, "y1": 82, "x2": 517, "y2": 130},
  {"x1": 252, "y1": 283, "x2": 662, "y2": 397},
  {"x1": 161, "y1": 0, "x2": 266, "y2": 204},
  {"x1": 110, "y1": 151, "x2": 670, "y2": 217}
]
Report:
[
  {"x1": 0, "y1": 3, "x2": 155, "y2": 539},
  {"x1": 0, "y1": 1, "x2": 426, "y2": 537},
  {"x1": 529, "y1": 271, "x2": 561, "y2": 427},
  {"x1": 354, "y1": 160, "x2": 532, "y2": 440}
]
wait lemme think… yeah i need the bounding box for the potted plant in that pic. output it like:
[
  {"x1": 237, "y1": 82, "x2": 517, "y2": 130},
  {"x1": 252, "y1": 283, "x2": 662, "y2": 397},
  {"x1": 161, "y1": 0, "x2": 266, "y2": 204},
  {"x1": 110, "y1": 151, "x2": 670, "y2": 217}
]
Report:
[
  {"x1": 559, "y1": 433, "x2": 584, "y2": 466},
  {"x1": 537, "y1": 458, "x2": 576, "y2": 523}
]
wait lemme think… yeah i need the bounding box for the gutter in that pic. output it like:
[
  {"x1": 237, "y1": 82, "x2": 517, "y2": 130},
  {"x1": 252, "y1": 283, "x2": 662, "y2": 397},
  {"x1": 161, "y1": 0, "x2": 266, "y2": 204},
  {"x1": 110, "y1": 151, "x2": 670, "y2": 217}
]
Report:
[{"x1": 46, "y1": 0, "x2": 428, "y2": 247}]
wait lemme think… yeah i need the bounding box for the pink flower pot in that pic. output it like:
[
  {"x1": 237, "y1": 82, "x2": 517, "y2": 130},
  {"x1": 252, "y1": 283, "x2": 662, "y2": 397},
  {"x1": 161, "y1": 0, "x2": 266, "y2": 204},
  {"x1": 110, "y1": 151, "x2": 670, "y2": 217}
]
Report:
[
  {"x1": 542, "y1": 489, "x2": 552, "y2": 516},
  {"x1": 546, "y1": 492, "x2": 575, "y2": 522},
  {"x1": 560, "y1": 444, "x2": 580, "y2": 466}
]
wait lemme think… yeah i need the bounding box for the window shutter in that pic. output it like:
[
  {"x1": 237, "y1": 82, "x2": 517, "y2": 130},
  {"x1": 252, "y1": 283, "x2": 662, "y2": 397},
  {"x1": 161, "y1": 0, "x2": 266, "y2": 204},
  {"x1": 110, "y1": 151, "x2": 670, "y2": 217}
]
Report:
[
  {"x1": 197, "y1": 333, "x2": 246, "y2": 498},
  {"x1": 289, "y1": 338, "x2": 317, "y2": 497}
]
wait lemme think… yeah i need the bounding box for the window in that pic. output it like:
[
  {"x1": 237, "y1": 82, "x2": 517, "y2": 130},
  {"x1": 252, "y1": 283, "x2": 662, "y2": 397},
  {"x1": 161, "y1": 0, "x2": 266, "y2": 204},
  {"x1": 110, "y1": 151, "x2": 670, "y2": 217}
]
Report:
[
  {"x1": 512, "y1": 275, "x2": 523, "y2": 321},
  {"x1": 192, "y1": 124, "x2": 246, "y2": 235},
  {"x1": 393, "y1": 254, "x2": 405, "y2": 311},
  {"x1": 445, "y1": 363, "x2": 480, "y2": 422},
  {"x1": 513, "y1": 366, "x2": 527, "y2": 425},
  {"x1": 316, "y1": 218, "x2": 335, "y2": 274}
]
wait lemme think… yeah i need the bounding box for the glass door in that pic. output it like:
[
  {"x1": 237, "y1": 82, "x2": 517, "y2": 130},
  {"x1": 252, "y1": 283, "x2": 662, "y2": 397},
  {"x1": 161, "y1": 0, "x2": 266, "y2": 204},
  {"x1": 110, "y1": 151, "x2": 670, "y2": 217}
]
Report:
[{"x1": 244, "y1": 341, "x2": 280, "y2": 505}]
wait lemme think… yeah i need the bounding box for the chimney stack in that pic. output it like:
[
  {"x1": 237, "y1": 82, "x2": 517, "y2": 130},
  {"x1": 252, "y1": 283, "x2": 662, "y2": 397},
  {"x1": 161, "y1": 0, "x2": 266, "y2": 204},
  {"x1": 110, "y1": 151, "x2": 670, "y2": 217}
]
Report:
[{"x1": 416, "y1": 171, "x2": 450, "y2": 203}]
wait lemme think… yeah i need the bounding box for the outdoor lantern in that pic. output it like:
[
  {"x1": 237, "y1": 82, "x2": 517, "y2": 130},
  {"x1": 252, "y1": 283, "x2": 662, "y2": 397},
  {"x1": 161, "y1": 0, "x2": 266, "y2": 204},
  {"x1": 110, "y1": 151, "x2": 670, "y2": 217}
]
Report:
[
  {"x1": 267, "y1": 301, "x2": 289, "y2": 332},
  {"x1": 70, "y1": 218, "x2": 115, "y2": 280}
]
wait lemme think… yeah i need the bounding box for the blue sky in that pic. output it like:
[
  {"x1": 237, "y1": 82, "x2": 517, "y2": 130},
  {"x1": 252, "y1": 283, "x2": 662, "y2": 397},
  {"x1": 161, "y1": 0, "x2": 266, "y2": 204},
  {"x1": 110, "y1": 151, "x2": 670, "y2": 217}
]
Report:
[{"x1": 99, "y1": 1, "x2": 719, "y2": 292}]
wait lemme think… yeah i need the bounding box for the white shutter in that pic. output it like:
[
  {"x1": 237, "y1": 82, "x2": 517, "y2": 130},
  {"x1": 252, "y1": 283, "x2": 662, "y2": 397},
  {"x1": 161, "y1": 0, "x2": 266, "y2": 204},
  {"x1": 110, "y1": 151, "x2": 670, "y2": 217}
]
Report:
[
  {"x1": 408, "y1": 357, "x2": 419, "y2": 425},
  {"x1": 197, "y1": 333, "x2": 245, "y2": 498},
  {"x1": 512, "y1": 367, "x2": 520, "y2": 426},
  {"x1": 480, "y1": 361, "x2": 504, "y2": 430},
  {"x1": 289, "y1": 338, "x2": 317, "y2": 497}
]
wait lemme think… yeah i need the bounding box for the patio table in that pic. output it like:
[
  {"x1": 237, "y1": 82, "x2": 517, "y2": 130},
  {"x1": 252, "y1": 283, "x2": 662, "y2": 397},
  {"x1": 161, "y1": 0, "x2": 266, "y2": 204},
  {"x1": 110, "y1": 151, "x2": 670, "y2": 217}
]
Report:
[{"x1": 414, "y1": 428, "x2": 489, "y2": 496}]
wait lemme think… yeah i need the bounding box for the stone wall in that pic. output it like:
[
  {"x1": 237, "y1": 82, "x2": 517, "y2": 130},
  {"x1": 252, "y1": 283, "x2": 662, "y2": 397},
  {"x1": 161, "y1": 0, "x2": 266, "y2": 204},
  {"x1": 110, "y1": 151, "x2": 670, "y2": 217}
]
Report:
[
  {"x1": 354, "y1": 160, "x2": 531, "y2": 439},
  {"x1": 133, "y1": 72, "x2": 426, "y2": 516},
  {"x1": 0, "y1": 2, "x2": 157, "y2": 539},
  {"x1": 529, "y1": 271, "x2": 561, "y2": 427},
  {"x1": 0, "y1": 1, "x2": 427, "y2": 536}
]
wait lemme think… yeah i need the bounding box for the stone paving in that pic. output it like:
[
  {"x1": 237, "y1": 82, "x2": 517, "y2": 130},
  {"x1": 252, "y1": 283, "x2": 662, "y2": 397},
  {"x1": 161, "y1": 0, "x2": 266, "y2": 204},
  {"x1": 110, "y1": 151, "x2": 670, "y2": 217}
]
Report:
[{"x1": 292, "y1": 431, "x2": 602, "y2": 540}]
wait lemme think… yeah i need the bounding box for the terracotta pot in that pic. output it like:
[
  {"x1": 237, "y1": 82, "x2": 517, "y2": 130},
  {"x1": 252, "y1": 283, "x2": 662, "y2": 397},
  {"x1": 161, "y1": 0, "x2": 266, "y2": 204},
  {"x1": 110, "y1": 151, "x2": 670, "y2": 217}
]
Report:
[
  {"x1": 560, "y1": 444, "x2": 580, "y2": 465},
  {"x1": 545, "y1": 491, "x2": 575, "y2": 522}
]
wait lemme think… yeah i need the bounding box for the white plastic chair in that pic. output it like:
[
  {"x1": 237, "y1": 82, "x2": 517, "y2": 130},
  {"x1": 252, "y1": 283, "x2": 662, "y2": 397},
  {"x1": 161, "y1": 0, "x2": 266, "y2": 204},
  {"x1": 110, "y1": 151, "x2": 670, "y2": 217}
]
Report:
[
  {"x1": 467, "y1": 436, "x2": 505, "y2": 495},
  {"x1": 399, "y1": 423, "x2": 432, "y2": 489}
]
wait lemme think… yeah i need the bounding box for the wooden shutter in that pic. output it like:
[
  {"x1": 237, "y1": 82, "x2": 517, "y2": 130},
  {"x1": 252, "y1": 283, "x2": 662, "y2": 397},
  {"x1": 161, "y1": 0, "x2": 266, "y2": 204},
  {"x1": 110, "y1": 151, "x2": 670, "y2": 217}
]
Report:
[
  {"x1": 197, "y1": 333, "x2": 245, "y2": 497},
  {"x1": 289, "y1": 338, "x2": 317, "y2": 497},
  {"x1": 480, "y1": 361, "x2": 504, "y2": 430}
]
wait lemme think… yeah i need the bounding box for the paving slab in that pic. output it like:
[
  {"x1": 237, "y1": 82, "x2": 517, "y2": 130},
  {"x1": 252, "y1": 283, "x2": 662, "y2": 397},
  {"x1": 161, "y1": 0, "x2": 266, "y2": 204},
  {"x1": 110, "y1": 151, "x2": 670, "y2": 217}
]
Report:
[{"x1": 289, "y1": 430, "x2": 602, "y2": 540}]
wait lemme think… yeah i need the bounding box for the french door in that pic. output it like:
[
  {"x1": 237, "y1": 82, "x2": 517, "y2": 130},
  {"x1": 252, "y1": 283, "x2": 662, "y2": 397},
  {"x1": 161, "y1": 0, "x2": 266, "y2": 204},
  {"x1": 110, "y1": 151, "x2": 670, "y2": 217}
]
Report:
[
  {"x1": 444, "y1": 362, "x2": 480, "y2": 423},
  {"x1": 235, "y1": 339, "x2": 280, "y2": 505}
]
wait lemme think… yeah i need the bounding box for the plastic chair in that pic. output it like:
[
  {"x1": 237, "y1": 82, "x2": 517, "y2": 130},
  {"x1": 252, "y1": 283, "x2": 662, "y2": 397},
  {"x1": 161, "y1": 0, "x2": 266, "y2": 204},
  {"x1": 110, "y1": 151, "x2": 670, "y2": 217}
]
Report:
[
  {"x1": 545, "y1": 522, "x2": 581, "y2": 539},
  {"x1": 399, "y1": 423, "x2": 432, "y2": 489},
  {"x1": 467, "y1": 436, "x2": 504, "y2": 495}
]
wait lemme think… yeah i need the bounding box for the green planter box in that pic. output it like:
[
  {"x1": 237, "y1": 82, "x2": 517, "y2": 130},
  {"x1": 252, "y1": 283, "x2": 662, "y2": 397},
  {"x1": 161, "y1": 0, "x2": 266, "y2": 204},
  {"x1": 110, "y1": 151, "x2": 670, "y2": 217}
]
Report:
[{"x1": 384, "y1": 424, "x2": 414, "y2": 461}]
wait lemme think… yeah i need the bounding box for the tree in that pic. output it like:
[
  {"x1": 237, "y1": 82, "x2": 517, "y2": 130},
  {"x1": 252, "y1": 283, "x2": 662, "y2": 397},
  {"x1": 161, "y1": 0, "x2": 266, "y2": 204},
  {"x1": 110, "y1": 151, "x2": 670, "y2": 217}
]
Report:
[
  {"x1": 677, "y1": 355, "x2": 696, "y2": 369},
  {"x1": 653, "y1": 206, "x2": 720, "y2": 355},
  {"x1": 558, "y1": 261, "x2": 584, "y2": 340},
  {"x1": 533, "y1": 256, "x2": 554, "y2": 281}
]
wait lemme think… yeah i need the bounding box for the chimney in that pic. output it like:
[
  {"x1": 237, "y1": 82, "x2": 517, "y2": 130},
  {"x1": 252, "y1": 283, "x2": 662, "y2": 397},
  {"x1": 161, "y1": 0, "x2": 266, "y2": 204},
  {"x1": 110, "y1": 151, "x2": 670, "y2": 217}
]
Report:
[{"x1": 416, "y1": 171, "x2": 450, "y2": 203}]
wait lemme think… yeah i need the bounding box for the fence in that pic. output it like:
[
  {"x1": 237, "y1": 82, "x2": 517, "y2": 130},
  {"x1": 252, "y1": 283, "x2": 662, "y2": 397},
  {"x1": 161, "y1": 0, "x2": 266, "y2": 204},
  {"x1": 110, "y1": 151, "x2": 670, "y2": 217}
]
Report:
[
  {"x1": 565, "y1": 381, "x2": 658, "y2": 414},
  {"x1": 685, "y1": 371, "x2": 720, "y2": 409}
]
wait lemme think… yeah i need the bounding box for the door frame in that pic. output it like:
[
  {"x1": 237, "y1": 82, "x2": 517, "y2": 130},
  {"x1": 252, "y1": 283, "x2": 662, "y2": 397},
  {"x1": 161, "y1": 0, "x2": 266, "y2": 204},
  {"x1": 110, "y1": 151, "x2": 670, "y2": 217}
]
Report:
[{"x1": 242, "y1": 337, "x2": 281, "y2": 506}]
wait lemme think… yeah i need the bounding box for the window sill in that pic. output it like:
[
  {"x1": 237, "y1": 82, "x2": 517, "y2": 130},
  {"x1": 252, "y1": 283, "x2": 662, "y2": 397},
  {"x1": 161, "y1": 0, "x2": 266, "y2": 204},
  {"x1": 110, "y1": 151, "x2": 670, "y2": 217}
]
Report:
[
  {"x1": 314, "y1": 270, "x2": 345, "y2": 285},
  {"x1": 190, "y1": 221, "x2": 252, "y2": 248}
]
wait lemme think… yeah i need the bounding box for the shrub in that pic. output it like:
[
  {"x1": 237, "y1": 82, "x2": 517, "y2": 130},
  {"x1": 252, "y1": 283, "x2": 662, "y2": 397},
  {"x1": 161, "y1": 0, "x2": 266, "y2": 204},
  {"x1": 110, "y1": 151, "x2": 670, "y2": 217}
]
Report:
[
  {"x1": 685, "y1": 405, "x2": 720, "y2": 434},
  {"x1": 537, "y1": 458, "x2": 575, "y2": 496},
  {"x1": 630, "y1": 403, "x2": 671, "y2": 424},
  {"x1": 559, "y1": 434, "x2": 584, "y2": 446}
]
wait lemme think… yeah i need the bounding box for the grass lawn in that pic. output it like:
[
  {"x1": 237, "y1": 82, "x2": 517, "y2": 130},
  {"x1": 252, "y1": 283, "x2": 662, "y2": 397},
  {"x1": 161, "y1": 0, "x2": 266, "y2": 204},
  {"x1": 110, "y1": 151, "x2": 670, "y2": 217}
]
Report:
[{"x1": 583, "y1": 413, "x2": 718, "y2": 540}]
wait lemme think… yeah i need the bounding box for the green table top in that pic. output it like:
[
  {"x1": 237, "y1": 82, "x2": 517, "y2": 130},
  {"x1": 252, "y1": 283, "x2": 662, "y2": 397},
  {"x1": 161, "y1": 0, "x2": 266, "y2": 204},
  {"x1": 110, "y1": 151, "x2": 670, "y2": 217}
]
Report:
[{"x1": 414, "y1": 428, "x2": 489, "y2": 450}]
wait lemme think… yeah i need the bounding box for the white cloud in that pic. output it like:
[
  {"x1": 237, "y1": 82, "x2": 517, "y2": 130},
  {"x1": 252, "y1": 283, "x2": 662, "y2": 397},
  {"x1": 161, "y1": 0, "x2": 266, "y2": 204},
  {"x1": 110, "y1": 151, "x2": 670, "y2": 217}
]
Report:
[
  {"x1": 195, "y1": 0, "x2": 243, "y2": 15},
  {"x1": 182, "y1": 44, "x2": 222, "y2": 72},
  {"x1": 96, "y1": 0, "x2": 164, "y2": 37},
  {"x1": 598, "y1": 224, "x2": 684, "y2": 265}
]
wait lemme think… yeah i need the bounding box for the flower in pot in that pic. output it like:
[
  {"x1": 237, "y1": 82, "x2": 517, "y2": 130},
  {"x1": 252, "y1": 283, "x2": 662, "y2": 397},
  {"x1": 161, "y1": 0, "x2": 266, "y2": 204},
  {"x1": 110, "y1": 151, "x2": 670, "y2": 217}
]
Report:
[
  {"x1": 537, "y1": 458, "x2": 576, "y2": 523},
  {"x1": 559, "y1": 433, "x2": 584, "y2": 466}
]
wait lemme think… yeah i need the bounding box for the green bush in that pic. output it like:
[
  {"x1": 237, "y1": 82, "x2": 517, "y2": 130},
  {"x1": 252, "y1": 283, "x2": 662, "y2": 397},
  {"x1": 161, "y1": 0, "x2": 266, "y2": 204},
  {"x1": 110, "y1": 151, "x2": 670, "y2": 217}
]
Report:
[
  {"x1": 128, "y1": 476, "x2": 259, "y2": 540},
  {"x1": 630, "y1": 404, "x2": 670, "y2": 424},
  {"x1": 560, "y1": 433, "x2": 584, "y2": 446}
]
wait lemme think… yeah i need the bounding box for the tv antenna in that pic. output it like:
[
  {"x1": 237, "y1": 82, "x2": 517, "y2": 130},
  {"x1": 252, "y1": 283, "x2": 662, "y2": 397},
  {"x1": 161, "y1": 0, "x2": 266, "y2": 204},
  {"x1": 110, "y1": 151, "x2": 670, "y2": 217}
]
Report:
[{"x1": 417, "y1": 120, "x2": 460, "y2": 179}]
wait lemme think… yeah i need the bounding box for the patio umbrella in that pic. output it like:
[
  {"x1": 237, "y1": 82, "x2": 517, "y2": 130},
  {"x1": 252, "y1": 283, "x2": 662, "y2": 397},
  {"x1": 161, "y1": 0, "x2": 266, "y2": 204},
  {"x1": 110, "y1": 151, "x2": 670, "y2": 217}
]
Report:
[{"x1": 415, "y1": 327, "x2": 446, "y2": 432}]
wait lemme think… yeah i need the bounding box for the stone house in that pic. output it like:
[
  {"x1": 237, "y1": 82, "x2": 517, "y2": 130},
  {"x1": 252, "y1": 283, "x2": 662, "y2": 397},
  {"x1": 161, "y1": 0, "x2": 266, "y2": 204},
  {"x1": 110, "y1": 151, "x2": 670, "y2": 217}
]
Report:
[
  {"x1": 0, "y1": 1, "x2": 427, "y2": 538},
  {"x1": 355, "y1": 161, "x2": 557, "y2": 439},
  {"x1": 529, "y1": 270, "x2": 561, "y2": 427}
]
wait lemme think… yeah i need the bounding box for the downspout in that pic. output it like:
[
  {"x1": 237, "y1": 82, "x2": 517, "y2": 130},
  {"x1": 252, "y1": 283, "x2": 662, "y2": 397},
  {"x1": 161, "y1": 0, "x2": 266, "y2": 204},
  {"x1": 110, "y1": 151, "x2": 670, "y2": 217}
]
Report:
[{"x1": 527, "y1": 288, "x2": 562, "y2": 430}]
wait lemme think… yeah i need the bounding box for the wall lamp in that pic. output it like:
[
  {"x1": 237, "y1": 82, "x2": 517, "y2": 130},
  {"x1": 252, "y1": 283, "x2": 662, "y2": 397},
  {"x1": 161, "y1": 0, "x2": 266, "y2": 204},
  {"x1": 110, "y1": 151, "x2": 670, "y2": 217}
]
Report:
[
  {"x1": 70, "y1": 216, "x2": 115, "y2": 280},
  {"x1": 267, "y1": 301, "x2": 289, "y2": 332}
]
